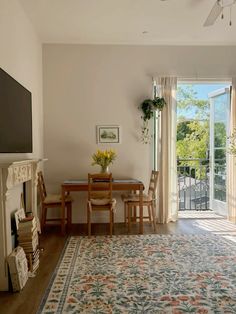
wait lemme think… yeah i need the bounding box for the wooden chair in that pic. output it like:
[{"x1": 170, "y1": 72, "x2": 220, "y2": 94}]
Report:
[
  {"x1": 122, "y1": 170, "x2": 159, "y2": 233},
  {"x1": 87, "y1": 173, "x2": 116, "y2": 237},
  {"x1": 38, "y1": 171, "x2": 73, "y2": 232}
]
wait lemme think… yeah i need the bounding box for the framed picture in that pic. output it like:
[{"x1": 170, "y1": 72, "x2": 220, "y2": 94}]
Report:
[{"x1": 96, "y1": 125, "x2": 121, "y2": 143}]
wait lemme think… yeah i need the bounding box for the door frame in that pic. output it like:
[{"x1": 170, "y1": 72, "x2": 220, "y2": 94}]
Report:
[{"x1": 209, "y1": 87, "x2": 231, "y2": 216}]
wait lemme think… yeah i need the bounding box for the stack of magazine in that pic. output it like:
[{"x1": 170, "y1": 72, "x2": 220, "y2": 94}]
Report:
[
  {"x1": 17, "y1": 216, "x2": 39, "y2": 272},
  {"x1": 7, "y1": 246, "x2": 28, "y2": 291}
]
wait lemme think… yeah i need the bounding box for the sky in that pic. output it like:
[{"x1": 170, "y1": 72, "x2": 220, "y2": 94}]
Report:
[
  {"x1": 193, "y1": 84, "x2": 229, "y2": 99},
  {"x1": 177, "y1": 83, "x2": 230, "y2": 120}
]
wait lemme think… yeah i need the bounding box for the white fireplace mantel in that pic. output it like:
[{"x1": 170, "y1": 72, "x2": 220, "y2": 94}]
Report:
[{"x1": 0, "y1": 159, "x2": 42, "y2": 291}]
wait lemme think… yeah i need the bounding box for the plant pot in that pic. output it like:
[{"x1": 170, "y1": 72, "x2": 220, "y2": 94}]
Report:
[{"x1": 100, "y1": 165, "x2": 110, "y2": 174}]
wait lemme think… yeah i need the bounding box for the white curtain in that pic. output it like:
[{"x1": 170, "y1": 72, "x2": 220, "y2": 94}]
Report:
[
  {"x1": 227, "y1": 78, "x2": 236, "y2": 223},
  {"x1": 155, "y1": 77, "x2": 178, "y2": 223}
]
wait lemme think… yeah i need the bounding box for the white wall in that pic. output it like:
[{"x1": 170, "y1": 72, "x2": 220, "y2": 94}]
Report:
[
  {"x1": 0, "y1": 0, "x2": 43, "y2": 290},
  {"x1": 43, "y1": 44, "x2": 236, "y2": 223},
  {"x1": 0, "y1": 0, "x2": 43, "y2": 161},
  {"x1": 0, "y1": 0, "x2": 43, "y2": 234}
]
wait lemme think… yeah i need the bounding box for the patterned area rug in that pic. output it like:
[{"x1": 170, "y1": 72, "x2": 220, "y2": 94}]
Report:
[{"x1": 38, "y1": 234, "x2": 236, "y2": 313}]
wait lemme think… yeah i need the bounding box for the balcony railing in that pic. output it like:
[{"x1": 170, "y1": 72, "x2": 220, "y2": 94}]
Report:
[{"x1": 177, "y1": 158, "x2": 210, "y2": 211}]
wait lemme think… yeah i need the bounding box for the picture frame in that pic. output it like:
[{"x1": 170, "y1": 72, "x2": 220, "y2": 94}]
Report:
[{"x1": 96, "y1": 125, "x2": 121, "y2": 144}]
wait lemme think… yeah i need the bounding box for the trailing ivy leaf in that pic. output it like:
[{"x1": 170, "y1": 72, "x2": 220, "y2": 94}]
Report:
[{"x1": 140, "y1": 97, "x2": 166, "y2": 121}]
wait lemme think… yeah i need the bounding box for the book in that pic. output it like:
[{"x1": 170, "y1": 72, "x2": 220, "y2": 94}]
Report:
[
  {"x1": 26, "y1": 248, "x2": 40, "y2": 259},
  {"x1": 31, "y1": 259, "x2": 40, "y2": 272},
  {"x1": 18, "y1": 225, "x2": 37, "y2": 234},
  {"x1": 20, "y1": 245, "x2": 38, "y2": 251},
  {"x1": 18, "y1": 227, "x2": 38, "y2": 239},
  {"x1": 19, "y1": 236, "x2": 38, "y2": 252},
  {"x1": 7, "y1": 246, "x2": 28, "y2": 291},
  {"x1": 18, "y1": 217, "x2": 36, "y2": 230},
  {"x1": 7, "y1": 247, "x2": 27, "y2": 273},
  {"x1": 27, "y1": 250, "x2": 40, "y2": 272},
  {"x1": 20, "y1": 216, "x2": 34, "y2": 222}
]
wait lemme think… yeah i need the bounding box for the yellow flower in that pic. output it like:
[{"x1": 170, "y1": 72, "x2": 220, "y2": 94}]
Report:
[{"x1": 91, "y1": 149, "x2": 116, "y2": 168}]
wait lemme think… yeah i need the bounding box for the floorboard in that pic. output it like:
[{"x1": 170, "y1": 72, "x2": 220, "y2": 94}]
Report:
[{"x1": 0, "y1": 217, "x2": 235, "y2": 314}]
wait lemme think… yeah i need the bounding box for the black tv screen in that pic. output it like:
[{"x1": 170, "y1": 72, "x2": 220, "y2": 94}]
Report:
[{"x1": 0, "y1": 68, "x2": 32, "y2": 153}]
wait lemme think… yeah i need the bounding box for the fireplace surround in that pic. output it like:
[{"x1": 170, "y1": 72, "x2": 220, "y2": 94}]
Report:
[{"x1": 0, "y1": 159, "x2": 41, "y2": 291}]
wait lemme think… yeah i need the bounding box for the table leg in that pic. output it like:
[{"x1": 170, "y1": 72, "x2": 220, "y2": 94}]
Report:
[
  {"x1": 61, "y1": 186, "x2": 66, "y2": 235},
  {"x1": 67, "y1": 197, "x2": 72, "y2": 231},
  {"x1": 139, "y1": 185, "x2": 143, "y2": 234},
  {"x1": 133, "y1": 190, "x2": 137, "y2": 222}
]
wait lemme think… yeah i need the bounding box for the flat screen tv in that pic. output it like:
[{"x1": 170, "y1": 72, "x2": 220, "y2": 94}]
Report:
[{"x1": 0, "y1": 68, "x2": 32, "y2": 153}]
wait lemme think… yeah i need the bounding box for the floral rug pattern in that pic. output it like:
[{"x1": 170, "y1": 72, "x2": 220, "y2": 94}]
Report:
[{"x1": 38, "y1": 234, "x2": 236, "y2": 313}]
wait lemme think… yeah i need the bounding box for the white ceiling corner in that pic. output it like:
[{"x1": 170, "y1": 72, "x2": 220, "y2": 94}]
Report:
[{"x1": 19, "y1": 0, "x2": 236, "y2": 45}]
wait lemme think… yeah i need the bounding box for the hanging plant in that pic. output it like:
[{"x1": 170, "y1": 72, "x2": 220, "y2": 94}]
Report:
[
  {"x1": 140, "y1": 97, "x2": 166, "y2": 121},
  {"x1": 139, "y1": 96, "x2": 166, "y2": 144}
]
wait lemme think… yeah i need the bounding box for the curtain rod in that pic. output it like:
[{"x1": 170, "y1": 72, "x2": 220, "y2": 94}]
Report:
[{"x1": 152, "y1": 76, "x2": 233, "y2": 83}]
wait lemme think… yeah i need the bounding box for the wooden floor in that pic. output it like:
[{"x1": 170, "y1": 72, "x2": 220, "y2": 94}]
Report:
[{"x1": 0, "y1": 216, "x2": 235, "y2": 314}]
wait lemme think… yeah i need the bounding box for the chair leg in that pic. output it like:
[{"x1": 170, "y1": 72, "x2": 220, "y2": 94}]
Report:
[
  {"x1": 41, "y1": 205, "x2": 47, "y2": 232},
  {"x1": 110, "y1": 210, "x2": 113, "y2": 237},
  {"x1": 112, "y1": 211, "x2": 115, "y2": 233},
  {"x1": 148, "y1": 205, "x2": 152, "y2": 223},
  {"x1": 151, "y1": 203, "x2": 157, "y2": 232},
  {"x1": 124, "y1": 202, "x2": 127, "y2": 225},
  {"x1": 66, "y1": 202, "x2": 72, "y2": 232},
  {"x1": 128, "y1": 204, "x2": 131, "y2": 233},
  {"x1": 87, "y1": 205, "x2": 91, "y2": 237},
  {"x1": 133, "y1": 206, "x2": 137, "y2": 222}
]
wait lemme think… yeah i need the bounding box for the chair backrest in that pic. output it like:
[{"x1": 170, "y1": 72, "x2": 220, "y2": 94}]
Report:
[
  {"x1": 38, "y1": 171, "x2": 47, "y2": 202},
  {"x1": 88, "y1": 173, "x2": 113, "y2": 201},
  {"x1": 148, "y1": 170, "x2": 159, "y2": 199}
]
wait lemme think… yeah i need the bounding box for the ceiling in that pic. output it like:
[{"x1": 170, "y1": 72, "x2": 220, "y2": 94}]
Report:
[{"x1": 19, "y1": 0, "x2": 236, "y2": 45}]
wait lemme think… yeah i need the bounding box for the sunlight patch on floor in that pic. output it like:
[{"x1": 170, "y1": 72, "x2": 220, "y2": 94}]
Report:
[
  {"x1": 178, "y1": 210, "x2": 223, "y2": 219},
  {"x1": 179, "y1": 211, "x2": 236, "y2": 243},
  {"x1": 193, "y1": 219, "x2": 236, "y2": 243}
]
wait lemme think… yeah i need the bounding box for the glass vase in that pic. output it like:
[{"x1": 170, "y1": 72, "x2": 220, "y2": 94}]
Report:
[{"x1": 100, "y1": 165, "x2": 110, "y2": 174}]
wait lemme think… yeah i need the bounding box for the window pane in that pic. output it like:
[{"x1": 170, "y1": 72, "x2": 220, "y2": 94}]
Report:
[
  {"x1": 214, "y1": 122, "x2": 226, "y2": 148},
  {"x1": 214, "y1": 188, "x2": 226, "y2": 202},
  {"x1": 214, "y1": 165, "x2": 226, "y2": 176},
  {"x1": 214, "y1": 149, "x2": 226, "y2": 163},
  {"x1": 214, "y1": 93, "x2": 228, "y2": 122}
]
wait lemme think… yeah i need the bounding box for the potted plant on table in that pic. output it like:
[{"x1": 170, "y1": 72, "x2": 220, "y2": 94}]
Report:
[{"x1": 91, "y1": 149, "x2": 117, "y2": 173}]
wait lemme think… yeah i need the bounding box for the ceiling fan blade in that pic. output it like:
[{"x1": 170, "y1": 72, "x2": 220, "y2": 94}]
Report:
[{"x1": 204, "y1": 1, "x2": 223, "y2": 26}]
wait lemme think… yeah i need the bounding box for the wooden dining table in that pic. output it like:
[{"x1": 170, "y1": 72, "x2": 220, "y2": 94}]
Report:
[{"x1": 61, "y1": 179, "x2": 144, "y2": 235}]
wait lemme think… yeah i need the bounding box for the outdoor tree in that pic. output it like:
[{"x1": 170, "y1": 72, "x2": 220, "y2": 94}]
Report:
[
  {"x1": 177, "y1": 85, "x2": 210, "y2": 179},
  {"x1": 177, "y1": 85, "x2": 209, "y2": 118}
]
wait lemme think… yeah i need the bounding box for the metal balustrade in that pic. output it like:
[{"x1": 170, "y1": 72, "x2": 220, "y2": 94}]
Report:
[{"x1": 177, "y1": 159, "x2": 210, "y2": 211}]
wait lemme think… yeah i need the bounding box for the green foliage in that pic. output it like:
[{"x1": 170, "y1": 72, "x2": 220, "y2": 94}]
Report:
[
  {"x1": 177, "y1": 120, "x2": 209, "y2": 160},
  {"x1": 177, "y1": 85, "x2": 210, "y2": 161},
  {"x1": 177, "y1": 121, "x2": 192, "y2": 141},
  {"x1": 140, "y1": 97, "x2": 166, "y2": 121},
  {"x1": 177, "y1": 85, "x2": 209, "y2": 120},
  {"x1": 140, "y1": 99, "x2": 155, "y2": 121},
  {"x1": 177, "y1": 85, "x2": 209, "y2": 109},
  {"x1": 228, "y1": 127, "x2": 236, "y2": 156},
  {"x1": 140, "y1": 96, "x2": 166, "y2": 144},
  {"x1": 177, "y1": 120, "x2": 209, "y2": 179},
  {"x1": 177, "y1": 85, "x2": 210, "y2": 179},
  {"x1": 214, "y1": 122, "x2": 226, "y2": 148}
]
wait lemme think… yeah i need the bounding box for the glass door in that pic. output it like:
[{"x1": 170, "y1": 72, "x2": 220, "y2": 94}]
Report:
[{"x1": 209, "y1": 88, "x2": 230, "y2": 216}]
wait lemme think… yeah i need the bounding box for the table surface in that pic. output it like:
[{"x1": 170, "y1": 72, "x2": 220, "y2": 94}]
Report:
[
  {"x1": 63, "y1": 178, "x2": 143, "y2": 184},
  {"x1": 62, "y1": 179, "x2": 144, "y2": 190}
]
